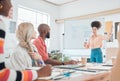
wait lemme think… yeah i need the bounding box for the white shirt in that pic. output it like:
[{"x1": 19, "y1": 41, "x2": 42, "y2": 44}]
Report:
[{"x1": 5, "y1": 45, "x2": 32, "y2": 70}]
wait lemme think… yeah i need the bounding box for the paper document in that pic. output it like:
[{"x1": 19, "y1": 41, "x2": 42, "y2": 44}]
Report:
[
  {"x1": 38, "y1": 70, "x2": 75, "y2": 80},
  {"x1": 26, "y1": 67, "x2": 41, "y2": 70},
  {"x1": 54, "y1": 64, "x2": 84, "y2": 69},
  {"x1": 87, "y1": 66, "x2": 112, "y2": 71}
]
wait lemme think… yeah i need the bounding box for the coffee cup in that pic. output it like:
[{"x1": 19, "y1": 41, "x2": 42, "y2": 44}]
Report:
[{"x1": 81, "y1": 57, "x2": 87, "y2": 66}]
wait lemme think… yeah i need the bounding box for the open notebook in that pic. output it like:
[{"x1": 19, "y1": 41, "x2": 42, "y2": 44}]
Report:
[
  {"x1": 26, "y1": 67, "x2": 75, "y2": 80},
  {"x1": 87, "y1": 65, "x2": 112, "y2": 71},
  {"x1": 53, "y1": 64, "x2": 85, "y2": 69},
  {"x1": 26, "y1": 67, "x2": 65, "y2": 80},
  {"x1": 38, "y1": 70, "x2": 76, "y2": 80}
]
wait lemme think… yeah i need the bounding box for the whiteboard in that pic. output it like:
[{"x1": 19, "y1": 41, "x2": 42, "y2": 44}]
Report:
[{"x1": 63, "y1": 18, "x2": 105, "y2": 49}]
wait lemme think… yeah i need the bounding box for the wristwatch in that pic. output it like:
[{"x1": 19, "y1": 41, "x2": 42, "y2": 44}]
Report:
[{"x1": 62, "y1": 62, "x2": 65, "y2": 65}]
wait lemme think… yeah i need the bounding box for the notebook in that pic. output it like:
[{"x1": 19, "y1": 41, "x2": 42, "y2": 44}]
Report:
[
  {"x1": 26, "y1": 67, "x2": 41, "y2": 70},
  {"x1": 87, "y1": 66, "x2": 112, "y2": 71},
  {"x1": 54, "y1": 64, "x2": 85, "y2": 69},
  {"x1": 38, "y1": 70, "x2": 75, "y2": 80}
]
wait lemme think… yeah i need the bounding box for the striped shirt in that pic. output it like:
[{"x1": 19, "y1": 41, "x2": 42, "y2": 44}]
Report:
[{"x1": 0, "y1": 20, "x2": 38, "y2": 81}]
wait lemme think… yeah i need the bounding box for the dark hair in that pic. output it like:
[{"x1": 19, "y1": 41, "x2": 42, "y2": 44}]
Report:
[
  {"x1": 0, "y1": 0, "x2": 12, "y2": 17},
  {"x1": 91, "y1": 21, "x2": 101, "y2": 29}
]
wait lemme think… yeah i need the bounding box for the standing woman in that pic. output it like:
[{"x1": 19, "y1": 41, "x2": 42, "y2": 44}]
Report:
[
  {"x1": 84, "y1": 21, "x2": 110, "y2": 63},
  {"x1": 82, "y1": 23, "x2": 120, "y2": 81},
  {"x1": 0, "y1": 0, "x2": 51, "y2": 81}
]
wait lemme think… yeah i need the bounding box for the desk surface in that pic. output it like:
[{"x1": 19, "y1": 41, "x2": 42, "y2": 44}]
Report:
[{"x1": 36, "y1": 63, "x2": 112, "y2": 81}]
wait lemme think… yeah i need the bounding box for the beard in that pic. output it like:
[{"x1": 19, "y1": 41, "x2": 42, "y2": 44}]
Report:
[{"x1": 46, "y1": 32, "x2": 50, "y2": 38}]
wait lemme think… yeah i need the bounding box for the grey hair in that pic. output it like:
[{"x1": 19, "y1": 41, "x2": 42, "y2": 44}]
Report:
[{"x1": 16, "y1": 22, "x2": 34, "y2": 52}]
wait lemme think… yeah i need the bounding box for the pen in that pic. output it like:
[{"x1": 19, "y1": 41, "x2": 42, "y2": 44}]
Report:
[
  {"x1": 38, "y1": 60, "x2": 46, "y2": 66},
  {"x1": 32, "y1": 48, "x2": 46, "y2": 66},
  {"x1": 50, "y1": 71, "x2": 75, "y2": 80}
]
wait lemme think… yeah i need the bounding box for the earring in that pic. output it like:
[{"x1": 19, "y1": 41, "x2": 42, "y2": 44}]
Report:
[{"x1": 0, "y1": 3, "x2": 3, "y2": 9}]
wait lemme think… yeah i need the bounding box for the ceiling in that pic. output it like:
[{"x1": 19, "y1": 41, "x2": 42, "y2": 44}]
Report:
[{"x1": 43, "y1": 0, "x2": 79, "y2": 6}]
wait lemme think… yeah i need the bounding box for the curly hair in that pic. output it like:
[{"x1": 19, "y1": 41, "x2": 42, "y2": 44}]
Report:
[
  {"x1": 16, "y1": 22, "x2": 34, "y2": 52},
  {"x1": 91, "y1": 21, "x2": 101, "y2": 29}
]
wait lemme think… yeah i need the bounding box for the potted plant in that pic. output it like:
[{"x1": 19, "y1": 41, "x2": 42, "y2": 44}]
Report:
[{"x1": 49, "y1": 50, "x2": 70, "y2": 62}]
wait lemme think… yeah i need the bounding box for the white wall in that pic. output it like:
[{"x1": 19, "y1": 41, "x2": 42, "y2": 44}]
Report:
[
  {"x1": 58, "y1": 0, "x2": 120, "y2": 57},
  {"x1": 59, "y1": 0, "x2": 120, "y2": 19},
  {"x1": 4, "y1": 0, "x2": 120, "y2": 57},
  {"x1": 5, "y1": 0, "x2": 60, "y2": 57}
]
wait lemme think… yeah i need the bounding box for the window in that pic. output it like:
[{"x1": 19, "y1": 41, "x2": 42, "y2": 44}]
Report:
[{"x1": 17, "y1": 6, "x2": 50, "y2": 48}]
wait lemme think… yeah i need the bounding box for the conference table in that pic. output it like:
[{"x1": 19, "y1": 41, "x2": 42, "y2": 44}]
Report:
[{"x1": 35, "y1": 63, "x2": 112, "y2": 81}]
